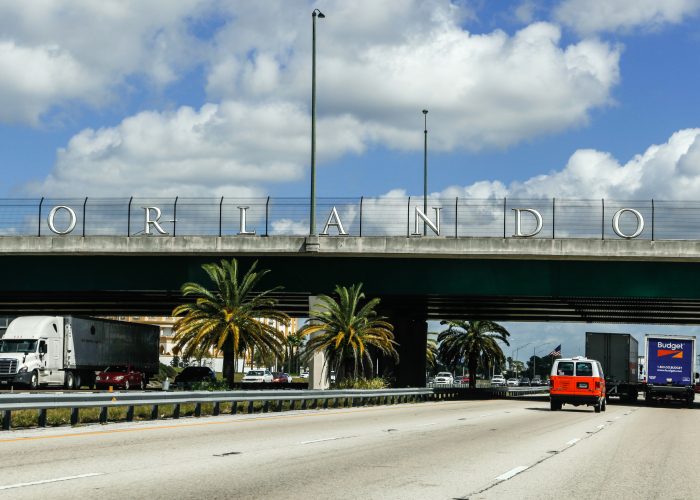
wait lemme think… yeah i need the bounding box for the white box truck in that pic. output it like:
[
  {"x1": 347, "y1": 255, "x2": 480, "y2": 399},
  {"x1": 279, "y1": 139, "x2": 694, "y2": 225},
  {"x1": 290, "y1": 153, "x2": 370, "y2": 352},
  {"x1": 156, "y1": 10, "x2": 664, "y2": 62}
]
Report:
[{"x1": 0, "y1": 316, "x2": 159, "y2": 390}]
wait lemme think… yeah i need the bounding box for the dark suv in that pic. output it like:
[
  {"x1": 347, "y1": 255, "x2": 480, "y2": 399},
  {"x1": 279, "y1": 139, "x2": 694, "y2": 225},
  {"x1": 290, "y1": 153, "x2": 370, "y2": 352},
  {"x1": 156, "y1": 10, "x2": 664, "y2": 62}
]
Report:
[{"x1": 173, "y1": 366, "x2": 217, "y2": 388}]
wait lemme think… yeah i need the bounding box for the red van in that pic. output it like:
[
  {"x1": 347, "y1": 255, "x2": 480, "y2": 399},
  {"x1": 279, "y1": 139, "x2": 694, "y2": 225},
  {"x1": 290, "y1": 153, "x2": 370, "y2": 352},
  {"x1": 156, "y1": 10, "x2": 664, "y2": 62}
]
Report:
[{"x1": 550, "y1": 356, "x2": 606, "y2": 413}]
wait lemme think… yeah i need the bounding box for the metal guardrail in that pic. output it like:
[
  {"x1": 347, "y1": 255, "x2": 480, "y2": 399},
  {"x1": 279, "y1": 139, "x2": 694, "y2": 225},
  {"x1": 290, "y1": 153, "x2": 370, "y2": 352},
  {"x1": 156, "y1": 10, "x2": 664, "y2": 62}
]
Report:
[
  {"x1": 0, "y1": 388, "x2": 433, "y2": 431},
  {"x1": 0, "y1": 196, "x2": 696, "y2": 240}
]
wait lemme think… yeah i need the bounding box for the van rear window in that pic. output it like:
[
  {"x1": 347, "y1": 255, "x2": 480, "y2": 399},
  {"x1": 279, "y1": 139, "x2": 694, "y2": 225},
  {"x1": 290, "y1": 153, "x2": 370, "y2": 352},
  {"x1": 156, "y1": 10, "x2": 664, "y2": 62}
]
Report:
[
  {"x1": 556, "y1": 362, "x2": 574, "y2": 376},
  {"x1": 575, "y1": 362, "x2": 593, "y2": 376}
]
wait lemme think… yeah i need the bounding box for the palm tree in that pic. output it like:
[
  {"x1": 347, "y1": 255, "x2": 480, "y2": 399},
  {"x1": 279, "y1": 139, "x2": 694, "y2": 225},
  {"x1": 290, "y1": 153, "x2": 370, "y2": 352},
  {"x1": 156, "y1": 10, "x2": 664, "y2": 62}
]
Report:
[
  {"x1": 286, "y1": 330, "x2": 305, "y2": 374},
  {"x1": 300, "y1": 283, "x2": 398, "y2": 382},
  {"x1": 426, "y1": 337, "x2": 438, "y2": 371},
  {"x1": 437, "y1": 320, "x2": 510, "y2": 389},
  {"x1": 172, "y1": 258, "x2": 290, "y2": 387}
]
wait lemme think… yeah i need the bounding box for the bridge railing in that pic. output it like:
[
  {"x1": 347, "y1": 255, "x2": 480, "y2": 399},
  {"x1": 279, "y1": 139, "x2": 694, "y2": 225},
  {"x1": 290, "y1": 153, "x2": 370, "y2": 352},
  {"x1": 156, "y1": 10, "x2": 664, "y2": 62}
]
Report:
[{"x1": 2, "y1": 197, "x2": 699, "y2": 240}]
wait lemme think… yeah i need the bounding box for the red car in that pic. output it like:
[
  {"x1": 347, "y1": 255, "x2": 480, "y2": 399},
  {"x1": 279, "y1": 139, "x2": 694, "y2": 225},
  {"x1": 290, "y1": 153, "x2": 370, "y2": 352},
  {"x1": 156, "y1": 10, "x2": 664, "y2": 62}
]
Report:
[
  {"x1": 271, "y1": 372, "x2": 292, "y2": 383},
  {"x1": 455, "y1": 375, "x2": 470, "y2": 384},
  {"x1": 96, "y1": 365, "x2": 145, "y2": 390}
]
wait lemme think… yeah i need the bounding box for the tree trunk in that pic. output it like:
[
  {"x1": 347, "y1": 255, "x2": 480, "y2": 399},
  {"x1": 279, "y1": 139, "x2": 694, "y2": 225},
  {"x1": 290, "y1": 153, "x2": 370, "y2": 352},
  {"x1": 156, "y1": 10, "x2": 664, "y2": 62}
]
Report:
[
  {"x1": 222, "y1": 336, "x2": 235, "y2": 388},
  {"x1": 468, "y1": 354, "x2": 478, "y2": 389}
]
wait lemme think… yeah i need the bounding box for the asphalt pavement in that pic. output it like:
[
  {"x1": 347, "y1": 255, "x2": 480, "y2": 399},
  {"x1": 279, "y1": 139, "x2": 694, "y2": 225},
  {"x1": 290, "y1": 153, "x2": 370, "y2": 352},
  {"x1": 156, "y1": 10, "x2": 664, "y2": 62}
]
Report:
[{"x1": 0, "y1": 397, "x2": 697, "y2": 499}]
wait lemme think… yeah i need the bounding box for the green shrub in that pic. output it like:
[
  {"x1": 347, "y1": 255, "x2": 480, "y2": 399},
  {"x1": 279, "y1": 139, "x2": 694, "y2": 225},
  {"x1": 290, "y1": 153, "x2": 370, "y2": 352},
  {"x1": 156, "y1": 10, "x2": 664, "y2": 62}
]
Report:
[{"x1": 335, "y1": 377, "x2": 389, "y2": 389}]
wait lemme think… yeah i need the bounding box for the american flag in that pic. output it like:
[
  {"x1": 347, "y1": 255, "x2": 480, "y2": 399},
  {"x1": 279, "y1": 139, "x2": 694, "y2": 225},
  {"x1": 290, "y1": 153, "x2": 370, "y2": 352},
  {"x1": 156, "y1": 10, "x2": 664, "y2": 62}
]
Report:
[{"x1": 549, "y1": 344, "x2": 561, "y2": 357}]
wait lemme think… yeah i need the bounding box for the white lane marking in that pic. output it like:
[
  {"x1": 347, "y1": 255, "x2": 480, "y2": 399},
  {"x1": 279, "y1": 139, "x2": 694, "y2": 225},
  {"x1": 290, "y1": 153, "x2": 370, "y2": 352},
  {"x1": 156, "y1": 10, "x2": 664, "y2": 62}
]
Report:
[
  {"x1": 615, "y1": 416, "x2": 621, "y2": 420},
  {"x1": 566, "y1": 438, "x2": 580, "y2": 445},
  {"x1": 0, "y1": 473, "x2": 104, "y2": 491},
  {"x1": 495, "y1": 466, "x2": 529, "y2": 482},
  {"x1": 300, "y1": 436, "x2": 354, "y2": 445},
  {"x1": 596, "y1": 424, "x2": 605, "y2": 429},
  {"x1": 416, "y1": 422, "x2": 437, "y2": 427}
]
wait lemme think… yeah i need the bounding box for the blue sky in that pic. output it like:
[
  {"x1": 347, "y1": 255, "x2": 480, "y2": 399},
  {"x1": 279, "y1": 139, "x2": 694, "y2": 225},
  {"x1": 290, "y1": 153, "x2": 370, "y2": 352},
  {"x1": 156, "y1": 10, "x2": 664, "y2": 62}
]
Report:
[{"x1": 2, "y1": 0, "x2": 700, "y2": 357}]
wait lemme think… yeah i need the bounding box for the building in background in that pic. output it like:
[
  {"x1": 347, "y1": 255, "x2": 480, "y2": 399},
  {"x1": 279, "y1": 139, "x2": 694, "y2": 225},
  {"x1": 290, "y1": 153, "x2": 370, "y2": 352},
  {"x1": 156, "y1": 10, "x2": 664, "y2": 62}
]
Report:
[{"x1": 114, "y1": 315, "x2": 299, "y2": 373}]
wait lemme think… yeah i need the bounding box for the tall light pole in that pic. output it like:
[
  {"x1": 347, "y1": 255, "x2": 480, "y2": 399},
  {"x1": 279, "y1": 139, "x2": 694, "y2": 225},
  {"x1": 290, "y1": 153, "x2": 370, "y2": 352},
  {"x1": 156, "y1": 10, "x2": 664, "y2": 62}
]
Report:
[
  {"x1": 310, "y1": 8, "x2": 325, "y2": 236},
  {"x1": 512, "y1": 342, "x2": 531, "y2": 377},
  {"x1": 422, "y1": 109, "x2": 428, "y2": 235}
]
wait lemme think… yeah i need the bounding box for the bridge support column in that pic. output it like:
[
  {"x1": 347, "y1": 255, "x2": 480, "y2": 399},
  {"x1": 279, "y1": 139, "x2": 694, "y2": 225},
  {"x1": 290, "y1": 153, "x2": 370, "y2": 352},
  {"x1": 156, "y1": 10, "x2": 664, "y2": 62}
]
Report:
[
  {"x1": 308, "y1": 295, "x2": 329, "y2": 390},
  {"x1": 384, "y1": 314, "x2": 427, "y2": 388}
]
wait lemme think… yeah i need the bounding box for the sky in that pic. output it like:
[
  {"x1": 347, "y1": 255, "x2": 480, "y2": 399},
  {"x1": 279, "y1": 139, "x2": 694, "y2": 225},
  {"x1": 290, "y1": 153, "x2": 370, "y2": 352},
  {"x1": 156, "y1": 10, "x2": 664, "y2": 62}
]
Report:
[{"x1": 2, "y1": 0, "x2": 700, "y2": 358}]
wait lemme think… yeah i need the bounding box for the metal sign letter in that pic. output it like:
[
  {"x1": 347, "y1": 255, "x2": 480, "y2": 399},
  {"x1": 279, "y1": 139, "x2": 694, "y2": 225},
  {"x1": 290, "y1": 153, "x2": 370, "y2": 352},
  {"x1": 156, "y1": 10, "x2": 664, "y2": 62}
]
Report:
[
  {"x1": 612, "y1": 208, "x2": 644, "y2": 239},
  {"x1": 412, "y1": 207, "x2": 441, "y2": 236},
  {"x1": 512, "y1": 208, "x2": 543, "y2": 237},
  {"x1": 237, "y1": 206, "x2": 256, "y2": 235},
  {"x1": 47, "y1": 205, "x2": 77, "y2": 235},
  {"x1": 321, "y1": 206, "x2": 347, "y2": 235},
  {"x1": 143, "y1": 207, "x2": 168, "y2": 235}
]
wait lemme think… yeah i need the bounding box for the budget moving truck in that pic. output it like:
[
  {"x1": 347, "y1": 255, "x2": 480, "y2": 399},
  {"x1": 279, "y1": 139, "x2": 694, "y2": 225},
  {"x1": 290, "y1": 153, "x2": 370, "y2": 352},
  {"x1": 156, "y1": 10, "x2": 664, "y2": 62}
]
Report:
[{"x1": 644, "y1": 334, "x2": 696, "y2": 407}]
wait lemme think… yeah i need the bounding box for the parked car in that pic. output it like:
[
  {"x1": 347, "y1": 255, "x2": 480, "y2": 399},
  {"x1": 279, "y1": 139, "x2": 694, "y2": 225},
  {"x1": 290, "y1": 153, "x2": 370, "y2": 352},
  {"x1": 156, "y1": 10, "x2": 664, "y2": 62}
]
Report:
[
  {"x1": 507, "y1": 378, "x2": 519, "y2": 386},
  {"x1": 173, "y1": 366, "x2": 217, "y2": 388},
  {"x1": 455, "y1": 375, "x2": 470, "y2": 384},
  {"x1": 490, "y1": 375, "x2": 506, "y2": 386},
  {"x1": 95, "y1": 365, "x2": 145, "y2": 390},
  {"x1": 300, "y1": 371, "x2": 309, "y2": 379},
  {"x1": 434, "y1": 372, "x2": 454, "y2": 384},
  {"x1": 242, "y1": 369, "x2": 273, "y2": 383},
  {"x1": 518, "y1": 377, "x2": 531, "y2": 386},
  {"x1": 271, "y1": 372, "x2": 292, "y2": 383},
  {"x1": 531, "y1": 375, "x2": 543, "y2": 385}
]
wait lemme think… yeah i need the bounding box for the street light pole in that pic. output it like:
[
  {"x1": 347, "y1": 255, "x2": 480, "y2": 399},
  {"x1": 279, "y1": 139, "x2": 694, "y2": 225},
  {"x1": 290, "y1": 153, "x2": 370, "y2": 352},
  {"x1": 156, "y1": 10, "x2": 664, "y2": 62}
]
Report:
[
  {"x1": 512, "y1": 342, "x2": 531, "y2": 377},
  {"x1": 422, "y1": 109, "x2": 428, "y2": 236},
  {"x1": 310, "y1": 8, "x2": 325, "y2": 236}
]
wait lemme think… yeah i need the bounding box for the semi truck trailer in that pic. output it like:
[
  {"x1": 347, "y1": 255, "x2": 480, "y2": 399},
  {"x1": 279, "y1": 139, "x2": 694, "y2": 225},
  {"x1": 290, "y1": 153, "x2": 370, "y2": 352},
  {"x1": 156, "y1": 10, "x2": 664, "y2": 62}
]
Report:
[
  {"x1": 0, "y1": 316, "x2": 159, "y2": 389},
  {"x1": 644, "y1": 334, "x2": 696, "y2": 407},
  {"x1": 585, "y1": 332, "x2": 640, "y2": 402}
]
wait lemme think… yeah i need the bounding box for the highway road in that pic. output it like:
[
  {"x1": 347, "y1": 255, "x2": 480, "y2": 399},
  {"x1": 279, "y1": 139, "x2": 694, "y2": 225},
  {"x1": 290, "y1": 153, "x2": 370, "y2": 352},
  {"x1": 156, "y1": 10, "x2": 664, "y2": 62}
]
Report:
[{"x1": 0, "y1": 398, "x2": 697, "y2": 499}]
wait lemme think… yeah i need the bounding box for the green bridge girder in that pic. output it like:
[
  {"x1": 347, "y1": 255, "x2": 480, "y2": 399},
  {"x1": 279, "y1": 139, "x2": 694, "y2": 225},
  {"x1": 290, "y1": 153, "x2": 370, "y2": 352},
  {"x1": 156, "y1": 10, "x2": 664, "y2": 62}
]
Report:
[{"x1": 1, "y1": 254, "x2": 699, "y2": 323}]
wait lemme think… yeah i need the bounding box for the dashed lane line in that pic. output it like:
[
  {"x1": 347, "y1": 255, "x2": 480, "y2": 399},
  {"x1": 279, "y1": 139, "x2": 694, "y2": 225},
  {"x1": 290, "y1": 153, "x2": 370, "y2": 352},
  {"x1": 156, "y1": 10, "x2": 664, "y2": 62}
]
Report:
[{"x1": 0, "y1": 473, "x2": 105, "y2": 491}]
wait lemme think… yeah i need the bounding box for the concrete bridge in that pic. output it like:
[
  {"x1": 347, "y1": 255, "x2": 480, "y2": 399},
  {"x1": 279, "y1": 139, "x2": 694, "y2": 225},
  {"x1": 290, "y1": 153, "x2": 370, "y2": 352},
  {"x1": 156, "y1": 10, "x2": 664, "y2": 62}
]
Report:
[{"x1": 3, "y1": 234, "x2": 700, "y2": 386}]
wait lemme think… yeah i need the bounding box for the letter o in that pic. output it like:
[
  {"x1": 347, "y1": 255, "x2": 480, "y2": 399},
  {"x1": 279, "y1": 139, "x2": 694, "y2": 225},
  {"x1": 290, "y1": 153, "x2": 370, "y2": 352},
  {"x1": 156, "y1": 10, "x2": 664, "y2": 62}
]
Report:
[
  {"x1": 47, "y1": 205, "x2": 77, "y2": 235},
  {"x1": 612, "y1": 208, "x2": 644, "y2": 239}
]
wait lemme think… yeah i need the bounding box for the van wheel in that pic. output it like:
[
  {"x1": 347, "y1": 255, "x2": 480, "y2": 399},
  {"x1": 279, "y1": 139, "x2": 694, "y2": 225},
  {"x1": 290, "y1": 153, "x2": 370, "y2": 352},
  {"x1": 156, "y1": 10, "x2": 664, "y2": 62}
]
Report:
[
  {"x1": 30, "y1": 371, "x2": 39, "y2": 390},
  {"x1": 550, "y1": 400, "x2": 562, "y2": 411}
]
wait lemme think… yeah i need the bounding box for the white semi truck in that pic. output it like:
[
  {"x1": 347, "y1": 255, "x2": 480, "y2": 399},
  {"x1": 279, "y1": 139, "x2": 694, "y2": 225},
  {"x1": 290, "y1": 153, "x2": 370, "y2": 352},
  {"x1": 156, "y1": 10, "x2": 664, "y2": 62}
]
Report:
[{"x1": 0, "y1": 316, "x2": 159, "y2": 390}]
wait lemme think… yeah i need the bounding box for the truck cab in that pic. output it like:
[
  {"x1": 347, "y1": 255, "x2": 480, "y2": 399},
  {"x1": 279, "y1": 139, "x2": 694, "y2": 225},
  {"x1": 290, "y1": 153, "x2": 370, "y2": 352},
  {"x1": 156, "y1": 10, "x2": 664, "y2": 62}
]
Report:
[{"x1": 0, "y1": 316, "x2": 65, "y2": 389}]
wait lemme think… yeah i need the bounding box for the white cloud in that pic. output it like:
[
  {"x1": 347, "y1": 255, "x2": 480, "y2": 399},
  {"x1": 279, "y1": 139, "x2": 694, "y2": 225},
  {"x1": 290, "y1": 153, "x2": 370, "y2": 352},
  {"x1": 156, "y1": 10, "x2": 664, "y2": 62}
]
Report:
[
  {"x1": 208, "y1": 2, "x2": 621, "y2": 152},
  {"x1": 554, "y1": 0, "x2": 700, "y2": 35},
  {"x1": 0, "y1": 1, "x2": 206, "y2": 124},
  {"x1": 15, "y1": 1, "x2": 622, "y2": 196},
  {"x1": 21, "y1": 100, "x2": 366, "y2": 197},
  {"x1": 437, "y1": 128, "x2": 700, "y2": 200}
]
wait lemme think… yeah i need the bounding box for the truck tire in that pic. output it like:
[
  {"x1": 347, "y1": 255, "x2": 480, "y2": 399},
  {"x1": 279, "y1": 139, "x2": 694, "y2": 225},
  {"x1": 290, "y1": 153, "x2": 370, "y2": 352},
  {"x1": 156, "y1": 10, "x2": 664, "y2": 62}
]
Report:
[
  {"x1": 65, "y1": 371, "x2": 75, "y2": 390},
  {"x1": 74, "y1": 373, "x2": 81, "y2": 389},
  {"x1": 601, "y1": 398, "x2": 606, "y2": 412},
  {"x1": 594, "y1": 401, "x2": 601, "y2": 413},
  {"x1": 550, "y1": 400, "x2": 562, "y2": 411},
  {"x1": 30, "y1": 370, "x2": 39, "y2": 390},
  {"x1": 688, "y1": 396, "x2": 694, "y2": 409}
]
